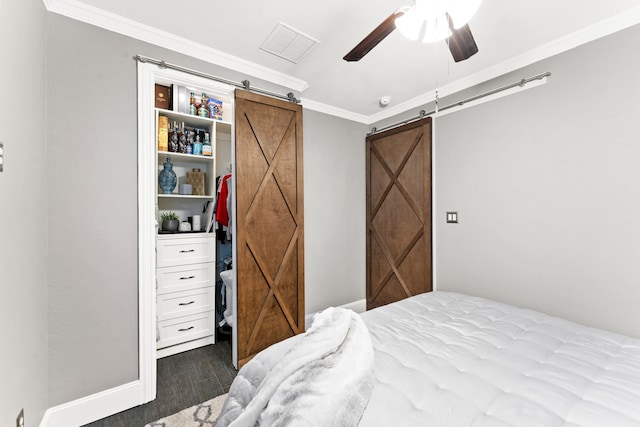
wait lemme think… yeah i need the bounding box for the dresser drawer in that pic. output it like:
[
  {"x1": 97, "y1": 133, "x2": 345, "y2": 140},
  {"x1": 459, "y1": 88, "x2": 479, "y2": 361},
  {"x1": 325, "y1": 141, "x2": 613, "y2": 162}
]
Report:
[
  {"x1": 157, "y1": 263, "x2": 214, "y2": 295},
  {"x1": 157, "y1": 237, "x2": 214, "y2": 267},
  {"x1": 157, "y1": 287, "x2": 214, "y2": 321},
  {"x1": 157, "y1": 311, "x2": 214, "y2": 349}
]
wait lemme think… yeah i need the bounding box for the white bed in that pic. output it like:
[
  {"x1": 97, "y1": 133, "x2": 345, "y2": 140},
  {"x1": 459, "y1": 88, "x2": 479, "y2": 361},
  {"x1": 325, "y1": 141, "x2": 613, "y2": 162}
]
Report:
[{"x1": 221, "y1": 292, "x2": 640, "y2": 426}]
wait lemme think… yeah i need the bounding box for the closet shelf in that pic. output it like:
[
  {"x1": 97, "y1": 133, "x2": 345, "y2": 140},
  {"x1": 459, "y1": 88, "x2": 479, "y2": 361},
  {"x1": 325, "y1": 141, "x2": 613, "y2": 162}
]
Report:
[
  {"x1": 157, "y1": 151, "x2": 214, "y2": 163},
  {"x1": 152, "y1": 74, "x2": 233, "y2": 359},
  {"x1": 155, "y1": 108, "x2": 232, "y2": 129}
]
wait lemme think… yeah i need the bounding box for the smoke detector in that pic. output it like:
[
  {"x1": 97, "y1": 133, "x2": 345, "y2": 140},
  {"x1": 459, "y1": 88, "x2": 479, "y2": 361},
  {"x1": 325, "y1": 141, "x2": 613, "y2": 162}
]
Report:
[{"x1": 379, "y1": 96, "x2": 392, "y2": 107}]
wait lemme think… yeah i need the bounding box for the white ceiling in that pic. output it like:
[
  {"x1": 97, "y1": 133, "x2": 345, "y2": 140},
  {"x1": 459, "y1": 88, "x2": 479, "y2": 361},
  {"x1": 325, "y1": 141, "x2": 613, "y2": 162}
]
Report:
[{"x1": 47, "y1": 0, "x2": 640, "y2": 122}]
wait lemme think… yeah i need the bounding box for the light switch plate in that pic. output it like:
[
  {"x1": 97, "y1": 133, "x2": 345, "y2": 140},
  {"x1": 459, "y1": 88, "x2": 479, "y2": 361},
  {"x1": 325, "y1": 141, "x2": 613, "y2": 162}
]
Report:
[{"x1": 446, "y1": 212, "x2": 458, "y2": 223}]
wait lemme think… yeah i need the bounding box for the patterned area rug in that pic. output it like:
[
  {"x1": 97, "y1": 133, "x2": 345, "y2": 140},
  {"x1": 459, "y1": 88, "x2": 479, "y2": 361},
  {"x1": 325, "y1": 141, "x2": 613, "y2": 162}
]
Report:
[{"x1": 145, "y1": 393, "x2": 227, "y2": 427}]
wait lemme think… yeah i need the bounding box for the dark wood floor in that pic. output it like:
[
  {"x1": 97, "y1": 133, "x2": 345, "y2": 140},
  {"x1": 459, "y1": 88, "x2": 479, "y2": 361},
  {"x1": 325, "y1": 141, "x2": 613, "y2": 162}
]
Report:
[{"x1": 83, "y1": 336, "x2": 236, "y2": 426}]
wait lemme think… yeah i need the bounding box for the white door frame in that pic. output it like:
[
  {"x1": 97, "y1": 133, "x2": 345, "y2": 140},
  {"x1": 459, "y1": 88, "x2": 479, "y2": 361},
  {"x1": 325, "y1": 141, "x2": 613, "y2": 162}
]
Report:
[
  {"x1": 137, "y1": 62, "x2": 237, "y2": 403},
  {"x1": 137, "y1": 61, "x2": 159, "y2": 403}
]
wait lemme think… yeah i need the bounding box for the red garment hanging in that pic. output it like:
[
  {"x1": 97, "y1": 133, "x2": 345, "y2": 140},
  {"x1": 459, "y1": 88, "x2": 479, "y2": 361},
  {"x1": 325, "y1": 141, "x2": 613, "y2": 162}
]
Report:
[{"x1": 216, "y1": 174, "x2": 232, "y2": 226}]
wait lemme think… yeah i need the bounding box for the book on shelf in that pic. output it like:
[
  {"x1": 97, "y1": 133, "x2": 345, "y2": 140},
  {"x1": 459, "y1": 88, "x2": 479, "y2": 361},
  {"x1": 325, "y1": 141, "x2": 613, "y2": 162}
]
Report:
[
  {"x1": 155, "y1": 84, "x2": 171, "y2": 110},
  {"x1": 157, "y1": 115, "x2": 169, "y2": 151}
]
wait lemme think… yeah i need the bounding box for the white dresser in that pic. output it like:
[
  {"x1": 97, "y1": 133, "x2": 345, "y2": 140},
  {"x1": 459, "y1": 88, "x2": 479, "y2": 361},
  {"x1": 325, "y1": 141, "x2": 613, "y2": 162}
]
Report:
[{"x1": 156, "y1": 233, "x2": 215, "y2": 358}]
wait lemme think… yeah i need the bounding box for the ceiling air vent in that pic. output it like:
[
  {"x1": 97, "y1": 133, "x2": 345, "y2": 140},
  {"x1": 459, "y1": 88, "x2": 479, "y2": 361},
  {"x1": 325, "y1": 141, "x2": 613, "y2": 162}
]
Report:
[{"x1": 260, "y1": 23, "x2": 319, "y2": 64}]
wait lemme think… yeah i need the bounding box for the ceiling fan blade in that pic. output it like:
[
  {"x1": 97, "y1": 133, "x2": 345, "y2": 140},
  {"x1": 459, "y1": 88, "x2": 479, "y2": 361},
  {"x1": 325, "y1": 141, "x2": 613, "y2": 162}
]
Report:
[
  {"x1": 447, "y1": 22, "x2": 479, "y2": 62},
  {"x1": 343, "y1": 11, "x2": 403, "y2": 62}
]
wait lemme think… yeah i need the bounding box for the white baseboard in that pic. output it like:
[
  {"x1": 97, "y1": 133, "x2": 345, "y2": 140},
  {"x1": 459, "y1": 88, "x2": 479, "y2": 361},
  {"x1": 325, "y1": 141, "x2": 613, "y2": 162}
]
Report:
[
  {"x1": 40, "y1": 380, "x2": 143, "y2": 427},
  {"x1": 41, "y1": 299, "x2": 368, "y2": 426},
  {"x1": 305, "y1": 298, "x2": 366, "y2": 329}
]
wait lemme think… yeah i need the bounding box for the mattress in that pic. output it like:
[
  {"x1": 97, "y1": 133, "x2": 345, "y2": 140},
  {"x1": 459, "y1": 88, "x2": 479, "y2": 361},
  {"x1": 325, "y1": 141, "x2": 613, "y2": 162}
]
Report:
[
  {"x1": 253, "y1": 292, "x2": 640, "y2": 426},
  {"x1": 357, "y1": 292, "x2": 640, "y2": 426}
]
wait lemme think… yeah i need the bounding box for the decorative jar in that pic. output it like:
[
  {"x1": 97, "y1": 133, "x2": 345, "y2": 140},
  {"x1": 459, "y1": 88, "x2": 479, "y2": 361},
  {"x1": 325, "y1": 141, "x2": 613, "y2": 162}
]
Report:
[{"x1": 158, "y1": 158, "x2": 177, "y2": 194}]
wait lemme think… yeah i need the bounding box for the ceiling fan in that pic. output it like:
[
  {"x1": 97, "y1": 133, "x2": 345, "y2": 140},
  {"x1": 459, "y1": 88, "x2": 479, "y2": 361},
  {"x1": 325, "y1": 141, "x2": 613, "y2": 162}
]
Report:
[{"x1": 344, "y1": 0, "x2": 481, "y2": 63}]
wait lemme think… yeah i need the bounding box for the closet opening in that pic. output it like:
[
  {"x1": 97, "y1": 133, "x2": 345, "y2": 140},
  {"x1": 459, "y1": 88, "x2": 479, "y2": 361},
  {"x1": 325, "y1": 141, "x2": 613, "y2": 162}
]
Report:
[{"x1": 137, "y1": 58, "x2": 305, "y2": 404}]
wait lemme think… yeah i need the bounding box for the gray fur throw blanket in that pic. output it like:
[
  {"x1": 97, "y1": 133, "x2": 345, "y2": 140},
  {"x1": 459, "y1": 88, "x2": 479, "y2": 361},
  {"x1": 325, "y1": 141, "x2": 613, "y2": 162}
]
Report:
[{"x1": 216, "y1": 307, "x2": 375, "y2": 427}]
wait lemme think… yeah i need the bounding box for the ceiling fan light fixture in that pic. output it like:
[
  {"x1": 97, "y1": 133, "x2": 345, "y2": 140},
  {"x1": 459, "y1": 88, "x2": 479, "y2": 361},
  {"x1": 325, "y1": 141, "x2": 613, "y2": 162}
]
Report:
[
  {"x1": 343, "y1": 0, "x2": 479, "y2": 62},
  {"x1": 415, "y1": 0, "x2": 448, "y2": 21},
  {"x1": 395, "y1": 7, "x2": 422, "y2": 41},
  {"x1": 396, "y1": 0, "x2": 481, "y2": 43},
  {"x1": 422, "y1": 17, "x2": 451, "y2": 43}
]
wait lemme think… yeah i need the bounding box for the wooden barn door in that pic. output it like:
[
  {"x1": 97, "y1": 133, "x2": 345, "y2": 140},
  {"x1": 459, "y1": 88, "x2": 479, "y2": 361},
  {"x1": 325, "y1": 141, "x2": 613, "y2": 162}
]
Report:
[
  {"x1": 234, "y1": 90, "x2": 304, "y2": 367},
  {"x1": 366, "y1": 117, "x2": 432, "y2": 310}
]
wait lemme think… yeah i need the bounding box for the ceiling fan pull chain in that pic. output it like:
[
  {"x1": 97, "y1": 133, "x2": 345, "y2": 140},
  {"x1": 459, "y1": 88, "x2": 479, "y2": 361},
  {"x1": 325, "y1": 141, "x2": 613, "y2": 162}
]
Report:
[{"x1": 434, "y1": 22, "x2": 440, "y2": 115}]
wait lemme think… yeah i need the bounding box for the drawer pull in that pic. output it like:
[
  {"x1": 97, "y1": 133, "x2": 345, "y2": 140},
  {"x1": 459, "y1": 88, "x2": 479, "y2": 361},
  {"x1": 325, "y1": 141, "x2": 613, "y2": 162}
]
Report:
[
  {"x1": 179, "y1": 275, "x2": 196, "y2": 280},
  {"x1": 179, "y1": 301, "x2": 195, "y2": 306},
  {"x1": 179, "y1": 249, "x2": 195, "y2": 253},
  {"x1": 178, "y1": 326, "x2": 194, "y2": 332}
]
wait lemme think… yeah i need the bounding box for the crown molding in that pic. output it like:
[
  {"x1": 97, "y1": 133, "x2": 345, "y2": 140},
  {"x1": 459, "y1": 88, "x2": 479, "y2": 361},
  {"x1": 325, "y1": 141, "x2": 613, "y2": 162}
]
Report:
[
  {"x1": 43, "y1": 0, "x2": 640, "y2": 124},
  {"x1": 42, "y1": 0, "x2": 309, "y2": 93},
  {"x1": 300, "y1": 98, "x2": 370, "y2": 124},
  {"x1": 365, "y1": 5, "x2": 640, "y2": 125}
]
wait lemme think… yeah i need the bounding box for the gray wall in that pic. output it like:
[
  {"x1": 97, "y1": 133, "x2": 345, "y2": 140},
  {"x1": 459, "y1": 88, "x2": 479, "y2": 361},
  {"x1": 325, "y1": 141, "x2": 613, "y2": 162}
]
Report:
[
  {"x1": 380, "y1": 24, "x2": 640, "y2": 337},
  {"x1": 45, "y1": 13, "x2": 368, "y2": 406},
  {"x1": 45, "y1": 13, "x2": 140, "y2": 405},
  {"x1": 0, "y1": 0, "x2": 48, "y2": 424},
  {"x1": 41, "y1": 3, "x2": 640, "y2": 415},
  {"x1": 303, "y1": 110, "x2": 368, "y2": 313},
  {"x1": 436, "y1": 24, "x2": 640, "y2": 338}
]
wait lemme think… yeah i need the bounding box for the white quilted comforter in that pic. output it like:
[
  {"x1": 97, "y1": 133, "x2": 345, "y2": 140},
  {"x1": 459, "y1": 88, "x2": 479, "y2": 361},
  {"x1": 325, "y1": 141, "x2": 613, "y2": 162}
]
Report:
[
  {"x1": 247, "y1": 291, "x2": 640, "y2": 426},
  {"x1": 358, "y1": 292, "x2": 640, "y2": 426}
]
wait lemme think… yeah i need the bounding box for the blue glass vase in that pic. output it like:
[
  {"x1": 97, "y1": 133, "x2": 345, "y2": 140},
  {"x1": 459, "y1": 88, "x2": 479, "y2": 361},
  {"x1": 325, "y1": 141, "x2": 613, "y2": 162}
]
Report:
[{"x1": 158, "y1": 158, "x2": 177, "y2": 194}]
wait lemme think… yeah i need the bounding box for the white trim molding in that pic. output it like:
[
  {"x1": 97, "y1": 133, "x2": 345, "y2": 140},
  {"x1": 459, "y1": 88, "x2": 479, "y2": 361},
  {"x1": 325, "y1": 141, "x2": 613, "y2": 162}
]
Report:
[
  {"x1": 40, "y1": 381, "x2": 142, "y2": 427},
  {"x1": 301, "y1": 98, "x2": 370, "y2": 124},
  {"x1": 367, "y1": 6, "x2": 640, "y2": 125},
  {"x1": 42, "y1": 0, "x2": 640, "y2": 124},
  {"x1": 433, "y1": 75, "x2": 549, "y2": 119},
  {"x1": 137, "y1": 62, "x2": 159, "y2": 405},
  {"x1": 42, "y1": 0, "x2": 309, "y2": 93}
]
